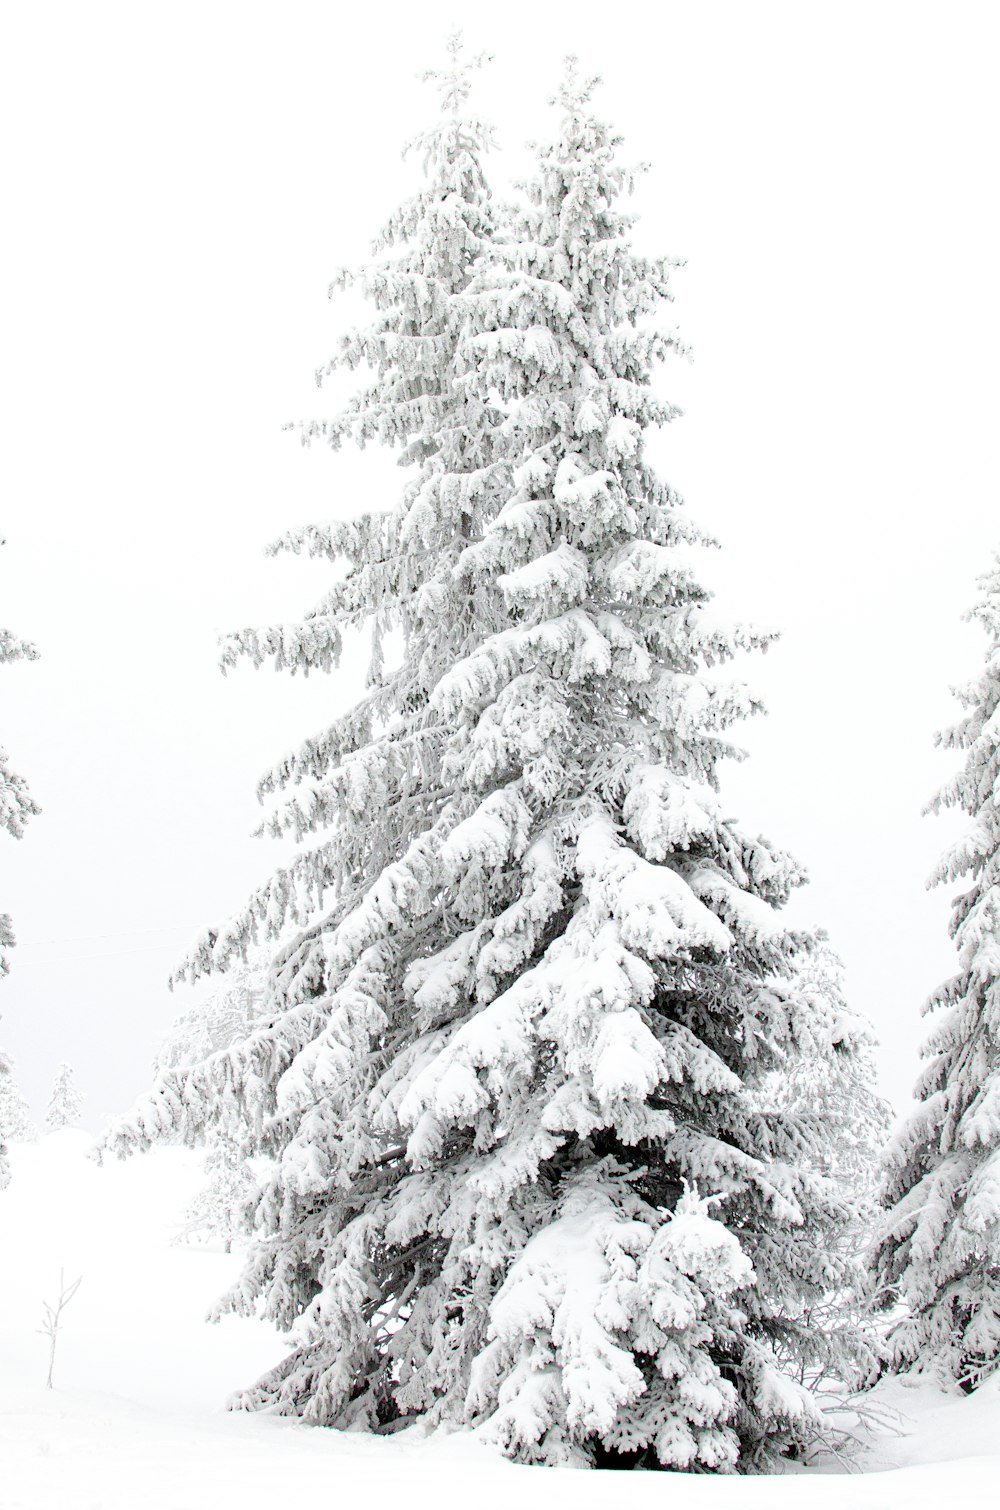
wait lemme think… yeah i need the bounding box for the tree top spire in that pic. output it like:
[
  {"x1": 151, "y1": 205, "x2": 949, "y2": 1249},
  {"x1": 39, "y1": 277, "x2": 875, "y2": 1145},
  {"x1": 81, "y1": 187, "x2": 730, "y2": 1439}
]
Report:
[
  {"x1": 553, "y1": 53, "x2": 602, "y2": 113},
  {"x1": 421, "y1": 30, "x2": 491, "y2": 117}
]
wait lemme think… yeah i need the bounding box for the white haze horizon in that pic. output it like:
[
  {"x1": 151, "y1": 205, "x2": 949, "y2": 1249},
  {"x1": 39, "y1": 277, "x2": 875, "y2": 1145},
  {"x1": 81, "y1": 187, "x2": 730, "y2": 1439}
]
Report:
[{"x1": 1, "y1": 0, "x2": 997, "y2": 1125}]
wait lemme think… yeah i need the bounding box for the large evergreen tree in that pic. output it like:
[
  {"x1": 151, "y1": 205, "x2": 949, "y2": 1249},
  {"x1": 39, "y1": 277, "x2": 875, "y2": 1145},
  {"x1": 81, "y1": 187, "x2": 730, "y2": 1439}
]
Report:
[
  {"x1": 106, "y1": 57, "x2": 874, "y2": 1469},
  {"x1": 875, "y1": 556, "x2": 1000, "y2": 1390}
]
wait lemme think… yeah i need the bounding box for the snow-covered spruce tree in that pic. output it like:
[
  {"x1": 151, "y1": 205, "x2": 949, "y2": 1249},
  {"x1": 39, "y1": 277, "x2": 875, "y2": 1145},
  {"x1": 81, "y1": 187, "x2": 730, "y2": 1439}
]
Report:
[
  {"x1": 875, "y1": 556, "x2": 1000, "y2": 1390},
  {"x1": 45, "y1": 1062, "x2": 84, "y2": 1132},
  {"x1": 105, "y1": 59, "x2": 871, "y2": 1469}
]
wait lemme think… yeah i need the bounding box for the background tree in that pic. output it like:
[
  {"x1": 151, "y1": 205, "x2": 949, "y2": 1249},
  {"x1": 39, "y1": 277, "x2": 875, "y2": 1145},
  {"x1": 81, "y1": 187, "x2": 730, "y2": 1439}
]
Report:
[
  {"x1": 155, "y1": 957, "x2": 269, "y2": 1074},
  {"x1": 875, "y1": 555, "x2": 1000, "y2": 1391},
  {"x1": 105, "y1": 56, "x2": 878, "y2": 1470},
  {"x1": 44, "y1": 1062, "x2": 85, "y2": 1132},
  {"x1": 157, "y1": 957, "x2": 271, "y2": 1254},
  {"x1": 1, "y1": 1048, "x2": 38, "y2": 1188},
  {"x1": 758, "y1": 941, "x2": 888, "y2": 1388},
  {"x1": 174, "y1": 1140, "x2": 258, "y2": 1256}
]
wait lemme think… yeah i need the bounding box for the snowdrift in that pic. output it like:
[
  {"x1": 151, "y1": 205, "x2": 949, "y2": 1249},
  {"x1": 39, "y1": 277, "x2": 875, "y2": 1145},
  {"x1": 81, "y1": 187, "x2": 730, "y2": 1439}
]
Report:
[{"x1": 0, "y1": 1132, "x2": 997, "y2": 1509}]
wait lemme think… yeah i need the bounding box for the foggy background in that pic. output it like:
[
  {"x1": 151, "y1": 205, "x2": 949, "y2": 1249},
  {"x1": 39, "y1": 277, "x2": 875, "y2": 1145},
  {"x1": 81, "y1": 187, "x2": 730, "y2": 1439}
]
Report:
[{"x1": 1, "y1": 0, "x2": 996, "y2": 1124}]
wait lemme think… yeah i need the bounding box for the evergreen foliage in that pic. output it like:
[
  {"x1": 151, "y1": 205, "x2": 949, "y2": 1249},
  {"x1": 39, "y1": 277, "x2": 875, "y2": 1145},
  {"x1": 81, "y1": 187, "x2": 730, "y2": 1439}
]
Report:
[
  {"x1": 1, "y1": 616, "x2": 41, "y2": 979},
  {"x1": 876, "y1": 557, "x2": 1000, "y2": 1390},
  {"x1": 45, "y1": 1062, "x2": 84, "y2": 1132},
  {"x1": 155, "y1": 960, "x2": 269, "y2": 1075},
  {"x1": 1, "y1": 539, "x2": 40, "y2": 1188},
  {"x1": 175, "y1": 1139, "x2": 258, "y2": 1256},
  {"x1": 105, "y1": 51, "x2": 877, "y2": 1469},
  {"x1": 768, "y1": 942, "x2": 888, "y2": 1207},
  {"x1": 760, "y1": 942, "x2": 888, "y2": 1386},
  {"x1": 0, "y1": 1048, "x2": 38, "y2": 1188},
  {"x1": 158, "y1": 960, "x2": 271, "y2": 1253}
]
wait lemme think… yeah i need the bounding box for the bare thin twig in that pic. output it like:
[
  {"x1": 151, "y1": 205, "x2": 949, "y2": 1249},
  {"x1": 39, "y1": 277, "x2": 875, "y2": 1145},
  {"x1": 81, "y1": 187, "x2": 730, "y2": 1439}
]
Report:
[{"x1": 39, "y1": 1269, "x2": 82, "y2": 1389}]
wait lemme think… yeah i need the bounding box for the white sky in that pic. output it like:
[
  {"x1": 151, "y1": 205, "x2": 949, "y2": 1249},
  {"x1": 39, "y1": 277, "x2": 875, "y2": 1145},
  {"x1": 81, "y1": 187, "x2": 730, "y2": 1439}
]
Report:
[{"x1": 1, "y1": 1, "x2": 997, "y2": 1122}]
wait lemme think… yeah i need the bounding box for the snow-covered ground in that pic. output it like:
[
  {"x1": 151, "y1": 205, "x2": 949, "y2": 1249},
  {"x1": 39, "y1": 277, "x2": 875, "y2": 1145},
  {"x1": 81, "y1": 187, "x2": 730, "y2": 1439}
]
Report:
[{"x1": 1, "y1": 1132, "x2": 997, "y2": 1509}]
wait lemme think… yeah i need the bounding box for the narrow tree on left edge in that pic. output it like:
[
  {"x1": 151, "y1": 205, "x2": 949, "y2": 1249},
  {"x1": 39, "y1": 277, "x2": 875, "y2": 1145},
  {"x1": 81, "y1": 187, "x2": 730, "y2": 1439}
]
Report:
[{"x1": 1, "y1": 536, "x2": 41, "y2": 1187}]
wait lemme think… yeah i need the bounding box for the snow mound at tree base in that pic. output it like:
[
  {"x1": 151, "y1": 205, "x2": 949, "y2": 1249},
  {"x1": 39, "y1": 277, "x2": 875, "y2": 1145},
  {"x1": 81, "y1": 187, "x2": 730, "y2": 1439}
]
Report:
[
  {"x1": 2, "y1": 1382, "x2": 997, "y2": 1510},
  {"x1": 0, "y1": 1133, "x2": 997, "y2": 1508},
  {"x1": 839, "y1": 1371, "x2": 1000, "y2": 1474}
]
